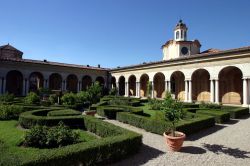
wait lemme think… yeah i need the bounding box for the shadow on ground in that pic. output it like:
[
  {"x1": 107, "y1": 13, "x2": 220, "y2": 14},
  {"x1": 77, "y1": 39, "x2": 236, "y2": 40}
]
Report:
[
  {"x1": 180, "y1": 146, "x2": 206, "y2": 154},
  {"x1": 108, "y1": 144, "x2": 164, "y2": 166},
  {"x1": 186, "y1": 125, "x2": 226, "y2": 141},
  {"x1": 202, "y1": 143, "x2": 250, "y2": 159}
]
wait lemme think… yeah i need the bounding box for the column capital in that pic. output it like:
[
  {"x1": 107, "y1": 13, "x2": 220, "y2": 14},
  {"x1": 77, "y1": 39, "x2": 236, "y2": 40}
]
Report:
[{"x1": 185, "y1": 79, "x2": 191, "y2": 81}]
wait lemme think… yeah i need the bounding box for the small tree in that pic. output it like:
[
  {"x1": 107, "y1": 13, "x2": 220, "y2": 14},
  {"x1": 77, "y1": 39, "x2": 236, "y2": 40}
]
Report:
[
  {"x1": 87, "y1": 82, "x2": 102, "y2": 104},
  {"x1": 146, "y1": 81, "x2": 152, "y2": 99},
  {"x1": 162, "y1": 92, "x2": 184, "y2": 137}
]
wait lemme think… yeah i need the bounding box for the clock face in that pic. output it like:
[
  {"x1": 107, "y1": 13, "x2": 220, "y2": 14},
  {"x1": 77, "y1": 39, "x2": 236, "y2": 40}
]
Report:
[{"x1": 181, "y1": 47, "x2": 188, "y2": 55}]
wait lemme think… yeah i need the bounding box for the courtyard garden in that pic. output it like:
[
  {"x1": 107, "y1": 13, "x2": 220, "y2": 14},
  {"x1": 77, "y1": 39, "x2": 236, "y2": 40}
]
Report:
[{"x1": 0, "y1": 84, "x2": 249, "y2": 165}]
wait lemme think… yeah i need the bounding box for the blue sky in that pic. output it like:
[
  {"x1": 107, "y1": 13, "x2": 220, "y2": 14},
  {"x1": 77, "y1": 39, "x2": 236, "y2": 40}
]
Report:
[{"x1": 0, "y1": 0, "x2": 250, "y2": 68}]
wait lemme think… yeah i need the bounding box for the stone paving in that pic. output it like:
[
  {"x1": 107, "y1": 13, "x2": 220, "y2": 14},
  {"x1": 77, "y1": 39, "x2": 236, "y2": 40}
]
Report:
[{"x1": 105, "y1": 117, "x2": 250, "y2": 166}]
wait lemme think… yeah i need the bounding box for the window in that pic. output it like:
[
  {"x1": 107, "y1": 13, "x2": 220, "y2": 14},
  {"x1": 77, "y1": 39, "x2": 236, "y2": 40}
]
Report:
[
  {"x1": 181, "y1": 30, "x2": 183, "y2": 39},
  {"x1": 176, "y1": 31, "x2": 179, "y2": 40},
  {"x1": 184, "y1": 31, "x2": 187, "y2": 39}
]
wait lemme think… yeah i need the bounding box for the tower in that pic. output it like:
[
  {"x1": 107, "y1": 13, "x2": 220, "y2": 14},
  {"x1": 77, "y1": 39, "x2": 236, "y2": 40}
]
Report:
[
  {"x1": 174, "y1": 20, "x2": 187, "y2": 41},
  {"x1": 162, "y1": 20, "x2": 201, "y2": 60}
]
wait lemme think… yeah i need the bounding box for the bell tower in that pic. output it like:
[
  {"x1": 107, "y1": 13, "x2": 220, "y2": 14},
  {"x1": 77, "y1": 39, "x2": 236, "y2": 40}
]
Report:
[
  {"x1": 174, "y1": 20, "x2": 188, "y2": 41},
  {"x1": 162, "y1": 20, "x2": 201, "y2": 60}
]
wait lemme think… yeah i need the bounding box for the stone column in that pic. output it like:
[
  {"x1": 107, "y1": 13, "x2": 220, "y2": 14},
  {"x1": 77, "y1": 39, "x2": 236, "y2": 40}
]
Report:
[
  {"x1": 215, "y1": 79, "x2": 219, "y2": 104},
  {"x1": 243, "y1": 78, "x2": 248, "y2": 106},
  {"x1": 0, "y1": 77, "x2": 2, "y2": 94},
  {"x1": 165, "y1": 81, "x2": 168, "y2": 92},
  {"x1": 185, "y1": 80, "x2": 188, "y2": 102},
  {"x1": 125, "y1": 82, "x2": 128, "y2": 97},
  {"x1": 168, "y1": 81, "x2": 171, "y2": 93},
  {"x1": 63, "y1": 80, "x2": 67, "y2": 91},
  {"x1": 43, "y1": 80, "x2": 46, "y2": 89},
  {"x1": 151, "y1": 81, "x2": 154, "y2": 98},
  {"x1": 116, "y1": 82, "x2": 119, "y2": 95},
  {"x1": 210, "y1": 80, "x2": 214, "y2": 103},
  {"x1": 3, "y1": 78, "x2": 6, "y2": 93},
  {"x1": 137, "y1": 82, "x2": 141, "y2": 97},
  {"x1": 26, "y1": 79, "x2": 29, "y2": 95},
  {"x1": 188, "y1": 80, "x2": 192, "y2": 102},
  {"x1": 79, "y1": 81, "x2": 82, "y2": 92},
  {"x1": 22, "y1": 79, "x2": 26, "y2": 96}
]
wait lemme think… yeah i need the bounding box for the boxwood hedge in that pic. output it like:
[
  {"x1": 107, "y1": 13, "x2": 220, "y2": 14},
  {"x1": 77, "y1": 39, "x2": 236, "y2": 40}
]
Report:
[
  {"x1": 15, "y1": 116, "x2": 142, "y2": 166},
  {"x1": 221, "y1": 106, "x2": 249, "y2": 118},
  {"x1": 97, "y1": 105, "x2": 143, "y2": 119},
  {"x1": 19, "y1": 109, "x2": 85, "y2": 128},
  {"x1": 47, "y1": 109, "x2": 82, "y2": 117},
  {"x1": 116, "y1": 112, "x2": 215, "y2": 135},
  {"x1": 196, "y1": 109, "x2": 230, "y2": 123}
]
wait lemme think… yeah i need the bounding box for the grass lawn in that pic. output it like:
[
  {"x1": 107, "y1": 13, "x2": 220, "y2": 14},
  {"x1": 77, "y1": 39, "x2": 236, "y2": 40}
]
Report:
[
  {"x1": 0, "y1": 120, "x2": 98, "y2": 166},
  {"x1": 138, "y1": 103, "x2": 160, "y2": 118}
]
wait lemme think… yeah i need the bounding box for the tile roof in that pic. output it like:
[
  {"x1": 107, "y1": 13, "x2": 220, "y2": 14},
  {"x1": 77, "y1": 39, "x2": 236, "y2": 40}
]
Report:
[
  {"x1": 111, "y1": 45, "x2": 250, "y2": 71},
  {"x1": 0, "y1": 57, "x2": 109, "y2": 71}
]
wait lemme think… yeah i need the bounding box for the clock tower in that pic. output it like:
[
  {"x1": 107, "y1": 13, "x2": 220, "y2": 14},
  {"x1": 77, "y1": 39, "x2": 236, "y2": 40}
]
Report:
[{"x1": 162, "y1": 20, "x2": 201, "y2": 60}]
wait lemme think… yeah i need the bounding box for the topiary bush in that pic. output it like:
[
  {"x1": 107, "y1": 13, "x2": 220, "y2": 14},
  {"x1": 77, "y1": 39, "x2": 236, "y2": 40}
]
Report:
[
  {"x1": 148, "y1": 98, "x2": 163, "y2": 110},
  {"x1": 61, "y1": 92, "x2": 77, "y2": 106},
  {"x1": 23, "y1": 121, "x2": 80, "y2": 148},
  {"x1": 24, "y1": 92, "x2": 40, "y2": 105},
  {"x1": 0, "y1": 104, "x2": 24, "y2": 120},
  {"x1": 49, "y1": 94, "x2": 58, "y2": 105},
  {"x1": 0, "y1": 93, "x2": 15, "y2": 104}
]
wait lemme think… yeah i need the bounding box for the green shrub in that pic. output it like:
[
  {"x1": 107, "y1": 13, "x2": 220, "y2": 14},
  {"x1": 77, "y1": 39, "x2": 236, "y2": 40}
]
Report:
[
  {"x1": 24, "y1": 92, "x2": 40, "y2": 104},
  {"x1": 76, "y1": 91, "x2": 89, "y2": 103},
  {"x1": 47, "y1": 109, "x2": 82, "y2": 116},
  {"x1": 49, "y1": 94, "x2": 58, "y2": 105},
  {"x1": 152, "y1": 111, "x2": 165, "y2": 121},
  {"x1": 61, "y1": 92, "x2": 77, "y2": 106},
  {"x1": 0, "y1": 93, "x2": 15, "y2": 103},
  {"x1": 40, "y1": 100, "x2": 51, "y2": 107},
  {"x1": 148, "y1": 98, "x2": 163, "y2": 110},
  {"x1": 109, "y1": 87, "x2": 118, "y2": 95},
  {"x1": 87, "y1": 82, "x2": 102, "y2": 104},
  {"x1": 23, "y1": 121, "x2": 80, "y2": 148},
  {"x1": 0, "y1": 104, "x2": 24, "y2": 120}
]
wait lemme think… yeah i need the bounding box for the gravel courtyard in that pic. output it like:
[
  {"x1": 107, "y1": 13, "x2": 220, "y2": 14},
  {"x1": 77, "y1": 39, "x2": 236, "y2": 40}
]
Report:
[{"x1": 105, "y1": 116, "x2": 250, "y2": 166}]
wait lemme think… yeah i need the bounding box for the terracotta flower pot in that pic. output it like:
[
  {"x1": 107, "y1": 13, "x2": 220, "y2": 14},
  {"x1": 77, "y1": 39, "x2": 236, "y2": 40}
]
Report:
[
  {"x1": 163, "y1": 131, "x2": 186, "y2": 151},
  {"x1": 85, "y1": 111, "x2": 96, "y2": 116}
]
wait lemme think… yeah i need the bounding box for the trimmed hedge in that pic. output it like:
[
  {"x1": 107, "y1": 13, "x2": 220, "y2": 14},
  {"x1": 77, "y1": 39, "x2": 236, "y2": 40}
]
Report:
[
  {"x1": 196, "y1": 109, "x2": 230, "y2": 123},
  {"x1": 19, "y1": 109, "x2": 85, "y2": 128},
  {"x1": 97, "y1": 105, "x2": 143, "y2": 119},
  {"x1": 221, "y1": 106, "x2": 249, "y2": 118},
  {"x1": 47, "y1": 109, "x2": 82, "y2": 117},
  {"x1": 19, "y1": 116, "x2": 142, "y2": 165},
  {"x1": 116, "y1": 112, "x2": 215, "y2": 135}
]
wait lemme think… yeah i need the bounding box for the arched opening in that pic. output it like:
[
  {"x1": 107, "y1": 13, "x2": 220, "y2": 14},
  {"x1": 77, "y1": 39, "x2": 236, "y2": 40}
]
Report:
[
  {"x1": 49, "y1": 73, "x2": 62, "y2": 90},
  {"x1": 128, "y1": 75, "x2": 136, "y2": 96},
  {"x1": 6, "y1": 70, "x2": 23, "y2": 96},
  {"x1": 111, "y1": 77, "x2": 116, "y2": 88},
  {"x1": 219, "y1": 66, "x2": 243, "y2": 105},
  {"x1": 66, "y1": 74, "x2": 78, "y2": 93},
  {"x1": 29, "y1": 72, "x2": 44, "y2": 92},
  {"x1": 153, "y1": 72, "x2": 165, "y2": 98},
  {"x1": 118, "y1": 76, "x2": 125, "y2": 96},
  {"x1": 192, "y1": 69, "x2": 210, "y2": 102},
  {"x1": 140, "y1": 74, "x2": 149, "y2": 97},
  {"x1": 170, "y1": 71, "x2": 185, "y2": 101},
  {"x1": 82, "y1": 75, "x2": 92, "y2": 91},
  {"x1": 96, "y1": 76, "x2": 105, "y2": 87}
]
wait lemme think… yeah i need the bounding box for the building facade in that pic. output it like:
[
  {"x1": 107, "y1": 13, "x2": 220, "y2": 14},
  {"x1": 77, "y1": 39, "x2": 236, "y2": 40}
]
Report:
[
  {"x1": 0, "y1": 44, "x2": 109, "y2": 96},
  {"x1": 1, "y1": 20, "x2": 250, "y2": 107},
  {"x1": 111, "y1": 20, "x2": 250, "y2": 107}
]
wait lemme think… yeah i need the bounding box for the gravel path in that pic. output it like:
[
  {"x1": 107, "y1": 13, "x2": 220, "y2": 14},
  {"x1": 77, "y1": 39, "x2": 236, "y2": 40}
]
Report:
[{"x1": 104, "y1": 117, "x2": 250, "y2": 166}]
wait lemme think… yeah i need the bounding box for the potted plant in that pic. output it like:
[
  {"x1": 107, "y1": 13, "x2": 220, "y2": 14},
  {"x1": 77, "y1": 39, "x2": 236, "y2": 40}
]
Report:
[{"x1": 162, "y1": 92, "x2": 186, "y2": 151}]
